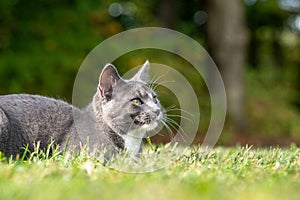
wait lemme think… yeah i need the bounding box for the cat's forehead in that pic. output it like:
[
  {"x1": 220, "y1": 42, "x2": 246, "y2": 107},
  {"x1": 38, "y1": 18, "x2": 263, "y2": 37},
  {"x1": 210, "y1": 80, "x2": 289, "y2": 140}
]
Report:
[
  {"x1": 132, "y1": 86, "x2": 153, "y2": 98},
  {"x1": 116, "y1": 81, "x2": 155, "y2": 98},
  {"x1": 129, "y1": 82, "x2": 154, "y2": 95}
]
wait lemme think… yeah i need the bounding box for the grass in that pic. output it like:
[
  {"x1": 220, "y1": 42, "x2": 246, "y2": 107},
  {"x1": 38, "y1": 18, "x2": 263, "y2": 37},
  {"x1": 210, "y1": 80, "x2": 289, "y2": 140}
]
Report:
[{"x1": 0, "y1": 144, "x2": 299, "y2": 200}]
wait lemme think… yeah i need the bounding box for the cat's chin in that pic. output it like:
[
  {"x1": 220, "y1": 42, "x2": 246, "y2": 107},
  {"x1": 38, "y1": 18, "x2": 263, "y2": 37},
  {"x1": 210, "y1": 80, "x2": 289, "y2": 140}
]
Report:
[{"x1": 142, "y1": 121, "x2": 158, "y2": 131}]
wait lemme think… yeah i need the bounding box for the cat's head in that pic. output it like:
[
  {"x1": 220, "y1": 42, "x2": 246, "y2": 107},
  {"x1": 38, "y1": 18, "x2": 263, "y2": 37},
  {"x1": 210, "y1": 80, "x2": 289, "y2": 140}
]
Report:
[{"x1": 93, "y1": 61, "x2": 163, "y2": 136}]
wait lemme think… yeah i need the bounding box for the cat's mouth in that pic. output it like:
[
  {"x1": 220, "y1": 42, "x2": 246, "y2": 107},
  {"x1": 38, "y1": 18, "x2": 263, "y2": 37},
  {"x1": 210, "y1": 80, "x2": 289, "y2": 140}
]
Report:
[
  {"x1": 133, "y1": 112, "x2": 162, "y2": 131},
  {"x1": 133, "y1": 119, "x2": 153, "y2": 126}
]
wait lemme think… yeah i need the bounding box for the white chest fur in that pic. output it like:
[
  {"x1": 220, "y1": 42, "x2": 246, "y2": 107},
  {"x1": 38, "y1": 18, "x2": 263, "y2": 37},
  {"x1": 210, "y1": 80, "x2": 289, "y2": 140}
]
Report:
[{"x1": 121, "y1": 129, "x2": 145, "y2": 156}]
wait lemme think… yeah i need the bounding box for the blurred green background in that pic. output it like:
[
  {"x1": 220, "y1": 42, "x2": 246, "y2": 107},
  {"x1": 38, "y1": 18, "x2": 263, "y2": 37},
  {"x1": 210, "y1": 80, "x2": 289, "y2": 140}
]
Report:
[{"x1": 0, "y1": 0, "x2": 299, "y2": 146}]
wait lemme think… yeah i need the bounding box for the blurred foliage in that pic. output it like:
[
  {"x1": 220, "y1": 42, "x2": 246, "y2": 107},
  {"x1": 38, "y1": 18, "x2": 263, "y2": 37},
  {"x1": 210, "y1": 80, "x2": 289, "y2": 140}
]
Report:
[{"x1": 0, "y1": 0, "x2": 299, "y2": 144}]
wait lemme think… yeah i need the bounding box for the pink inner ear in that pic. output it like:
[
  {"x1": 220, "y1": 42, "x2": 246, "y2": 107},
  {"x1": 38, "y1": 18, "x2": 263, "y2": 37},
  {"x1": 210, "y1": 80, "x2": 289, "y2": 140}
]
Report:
[{"x1": 98, "y1": 64, "x2": 121, "y2": 100}]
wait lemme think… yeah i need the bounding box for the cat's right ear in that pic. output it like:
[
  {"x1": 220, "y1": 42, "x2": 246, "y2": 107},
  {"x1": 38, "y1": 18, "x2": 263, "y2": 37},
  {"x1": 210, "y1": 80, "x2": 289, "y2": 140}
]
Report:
[{"x1": 98, "y1": 64, "x2": 122, "y2": 101}]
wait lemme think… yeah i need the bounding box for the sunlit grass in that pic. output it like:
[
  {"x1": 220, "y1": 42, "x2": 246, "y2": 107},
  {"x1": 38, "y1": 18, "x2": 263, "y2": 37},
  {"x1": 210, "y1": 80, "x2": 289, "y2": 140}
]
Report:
[{"x1": 0, "y1": 145, "x2": 299, "y2": 200}]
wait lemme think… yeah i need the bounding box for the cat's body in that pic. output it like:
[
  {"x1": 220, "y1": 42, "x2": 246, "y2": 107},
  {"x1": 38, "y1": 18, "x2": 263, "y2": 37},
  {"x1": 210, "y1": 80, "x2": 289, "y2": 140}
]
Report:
[
  {"x1": 0, "y1": 61, "x2": 163, "y2": 158},
  {"x1": 0, "y1": 94, "x2": 76, "y2": 156}
]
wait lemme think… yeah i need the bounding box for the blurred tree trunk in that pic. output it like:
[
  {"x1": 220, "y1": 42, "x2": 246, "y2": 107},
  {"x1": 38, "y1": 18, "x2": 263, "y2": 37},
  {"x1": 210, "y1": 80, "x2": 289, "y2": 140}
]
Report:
[
  {"x1": 206, "y1": 0, "x2": 249, "y2": 133},
  {"x1": 248, "y1": 33, "x2": 259, "y2": 68},
  {"x1": 271, "y1": 29, "x2": 284, "y2": 68}
]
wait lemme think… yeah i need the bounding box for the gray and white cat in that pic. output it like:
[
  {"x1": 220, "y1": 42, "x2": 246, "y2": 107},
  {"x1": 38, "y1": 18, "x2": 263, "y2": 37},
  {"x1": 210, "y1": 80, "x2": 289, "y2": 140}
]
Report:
[{"x1": 0, "y1": 61, "x2": 163, "y2": 158}]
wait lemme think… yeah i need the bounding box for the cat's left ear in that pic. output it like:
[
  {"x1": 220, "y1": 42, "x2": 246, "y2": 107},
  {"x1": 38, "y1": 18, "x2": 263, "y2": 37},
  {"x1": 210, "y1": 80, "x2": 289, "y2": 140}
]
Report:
[
  {"x1": 98, "y1": 64, "x2": 122, "y2": 101},
  {"x1": 131, "y1": 60, "x2": 150, "y2": 83}
]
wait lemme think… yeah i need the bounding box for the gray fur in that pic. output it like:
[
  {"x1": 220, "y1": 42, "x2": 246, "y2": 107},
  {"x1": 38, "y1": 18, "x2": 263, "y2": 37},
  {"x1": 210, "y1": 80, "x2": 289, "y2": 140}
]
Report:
[{"x1": 0, "y1": 61, "x2": 163, "y2": 158}]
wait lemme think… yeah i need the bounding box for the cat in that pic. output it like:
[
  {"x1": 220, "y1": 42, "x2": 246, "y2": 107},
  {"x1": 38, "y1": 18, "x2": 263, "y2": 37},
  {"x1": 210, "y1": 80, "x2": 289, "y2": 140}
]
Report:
[{"x1": 0, "y1": 60, "x2": 163, "y2": 159}]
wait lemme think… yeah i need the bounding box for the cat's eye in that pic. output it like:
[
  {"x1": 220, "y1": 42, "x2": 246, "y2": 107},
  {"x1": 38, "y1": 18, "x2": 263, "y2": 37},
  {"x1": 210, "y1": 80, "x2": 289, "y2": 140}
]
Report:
[
  {"x1": 131, "y1": 98, "x2": 143, "y2": 105},
  {"x1": 153, "y1": 96, "x2": 158, "y2": 104}
]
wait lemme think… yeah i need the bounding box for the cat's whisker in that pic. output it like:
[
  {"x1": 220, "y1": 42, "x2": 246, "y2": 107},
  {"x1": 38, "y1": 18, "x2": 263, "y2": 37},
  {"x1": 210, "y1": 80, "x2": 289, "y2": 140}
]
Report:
[
  {"x1": 165, "y1": 117, "x2": 187, "y2": 138},
  {"x1": 149, "y1": 73, "x2": 163, "y2": 89},
  {"x1": 160, "y1": 120, "x2": 175, "y2": 139},
  {"x1": 165, "y1": 120, "x2": 188, "y2": 143},
  {"x1": 164, "y1": 107, "x2": 194, "y2": 117},
  {"x1": 160, "y1": 104, "x2": 194, "y2": 143},
  {"x1": 152, "y1": 80, "x2": 176, "y2": 91},
  {"x1": 149, "y1": 70, "x2": 171, "y2": 90},
  {"x1": 165, "y1": 105, "x2": 176, "y2": 110},
  {"x1": 162, "y1": 116, "x2": 188, "y2": 144},
  {"x1": 153, "y1": 89, "x2": 168, "y2": 95},
  {"x1": 162, "y1": 106, "x2": 194, "y2": 123},
  {"x1": 147, "y1": 122, "x2": 165, "y2": 137},
  {"x1": 165, "y1": 114, "x2": 194, "y2": 123},
  {"x1": 149, "y1": 76, "x2": 164, "y2": 90}
]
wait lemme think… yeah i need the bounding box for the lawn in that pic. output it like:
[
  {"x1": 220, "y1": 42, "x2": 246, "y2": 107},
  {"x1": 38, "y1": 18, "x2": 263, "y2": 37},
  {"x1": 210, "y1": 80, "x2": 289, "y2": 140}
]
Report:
[{"x1": 0, "y1": 145, "x2": 299, "y2": 200}]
